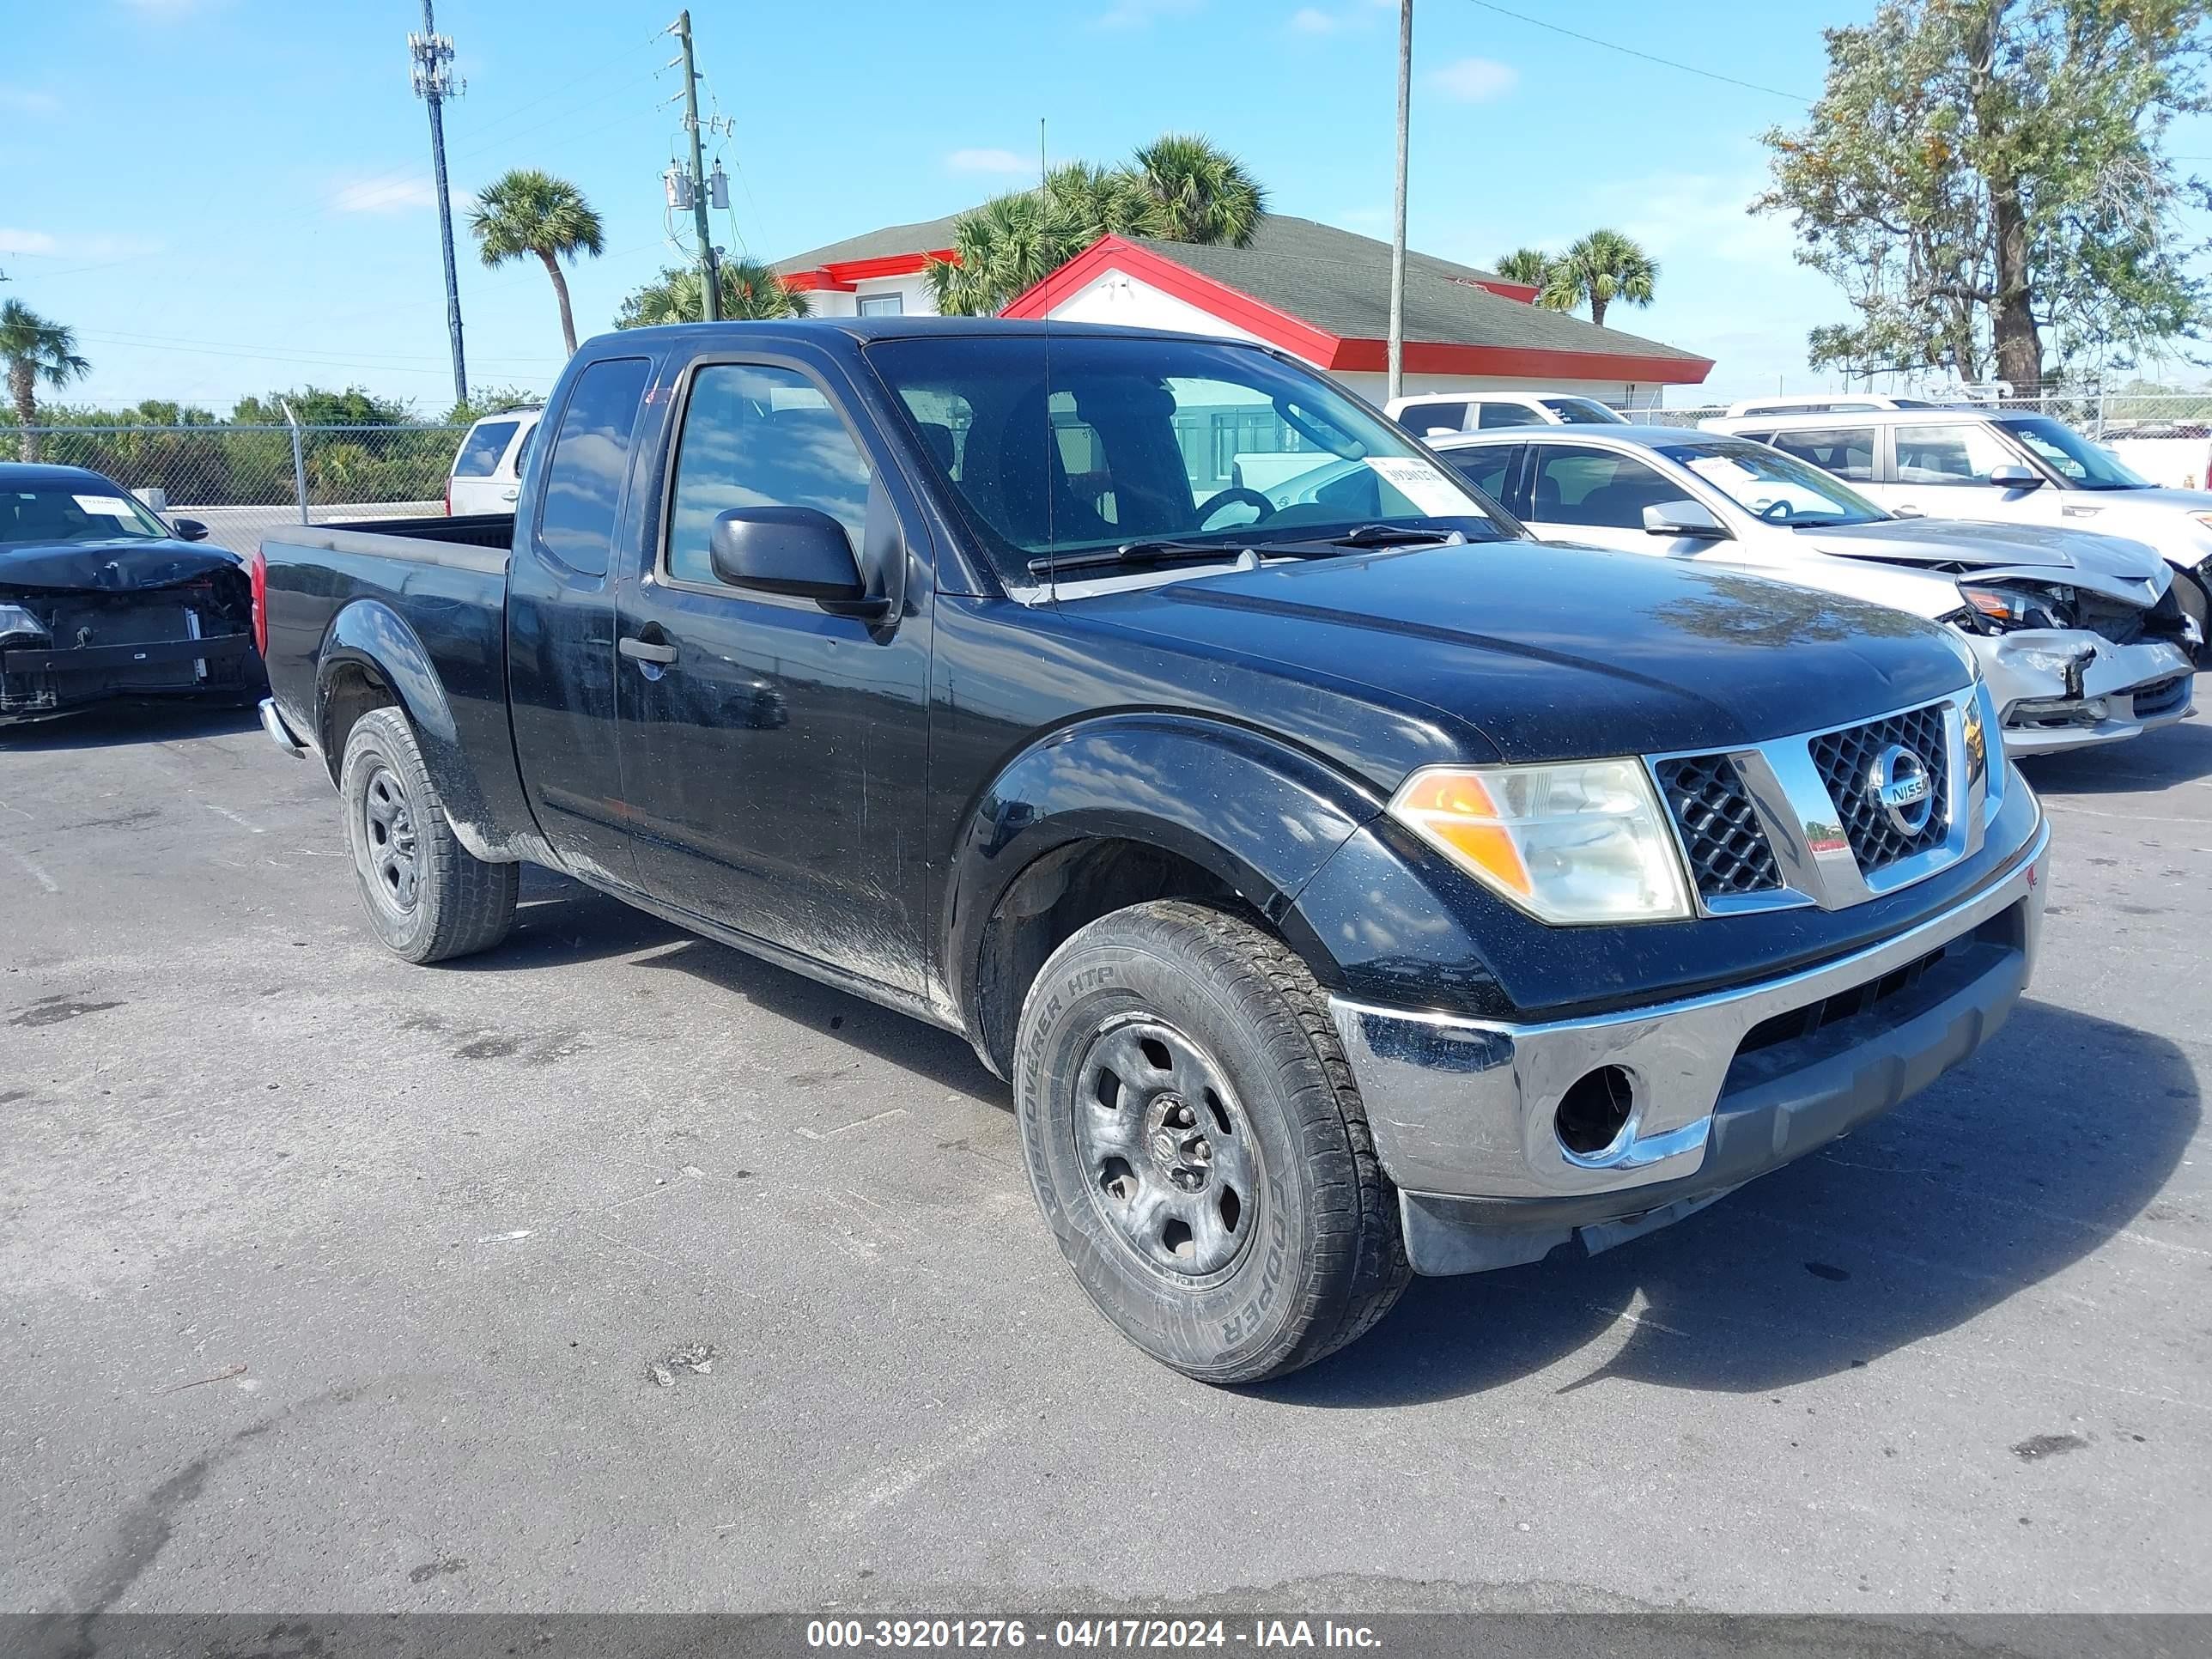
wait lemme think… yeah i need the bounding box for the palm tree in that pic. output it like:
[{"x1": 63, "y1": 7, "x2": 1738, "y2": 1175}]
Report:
[
  {"x1": 1127, "y1": 133, "x2": 1267, "y2": 246},
  {"x1": 469, "y1": 169, "x2": 605, "y2": 355},
  {"x1": 1, "y1": 301, "x2": 90, "y2": 462},
  {"x1": 1537, "y1": 228, "x2": 1657, "y2": 329},
  {"x1": 616, "y1": 259, "x2": 810, "y2": 328},
  {"x1": 927, "y1": 190, "x2": 1093, "y2": 317},
  {"x1": 1492, "y1": 247, "x2": 1553, "y2": 288}
]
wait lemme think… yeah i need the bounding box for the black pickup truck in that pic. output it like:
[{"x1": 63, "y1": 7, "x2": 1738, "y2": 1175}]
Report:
[{"x1": 256, "y1": 319, "x2": 2049, "y2": 1383}]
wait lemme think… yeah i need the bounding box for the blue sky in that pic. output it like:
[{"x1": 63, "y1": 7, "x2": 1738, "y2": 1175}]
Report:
[{"x1": 5, "y1": 0, "x2": 2208, "y2": 413}]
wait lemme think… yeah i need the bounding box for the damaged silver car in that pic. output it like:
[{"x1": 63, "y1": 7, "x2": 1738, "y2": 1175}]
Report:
[{"x1": 0, "y1": 464, "x2": 264, "y2": 728}]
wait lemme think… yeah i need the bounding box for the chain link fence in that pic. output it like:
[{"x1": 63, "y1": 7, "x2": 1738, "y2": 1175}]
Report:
[{"x1": 6, "y1": 423, "x2": 471, "y2": 554}]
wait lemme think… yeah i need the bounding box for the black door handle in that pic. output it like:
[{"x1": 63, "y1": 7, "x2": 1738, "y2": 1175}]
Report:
[{"x1": 619, "y1": 636, "x2": 678, "y2": 665}]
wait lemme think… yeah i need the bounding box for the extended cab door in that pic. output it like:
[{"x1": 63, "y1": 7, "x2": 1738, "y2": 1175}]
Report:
[
  {"x1": 507, "y1": 355, "x2": 656, "y2": 885},
  {"x1": 612, "y1": 349, "x2": 934, "y2": 996}
]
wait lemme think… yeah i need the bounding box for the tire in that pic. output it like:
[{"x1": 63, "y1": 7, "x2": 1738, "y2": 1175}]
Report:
[
  {"x1": 338, "y1": 706, "x2": 518, "y2": 964},
  {"x1": 1014, "y1": 900, "x2": 1410, "y2": 1384}
]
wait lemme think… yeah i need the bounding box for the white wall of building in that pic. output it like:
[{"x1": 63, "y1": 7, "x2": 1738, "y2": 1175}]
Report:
[{"x1": 801, "y1": 272, "x2": 938, "y2": 318}]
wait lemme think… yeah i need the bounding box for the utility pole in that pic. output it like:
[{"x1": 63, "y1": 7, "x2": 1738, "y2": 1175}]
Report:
[
  {"x1": 672, "y1": 10, "x2": 720, "y2": 322},
  {"x1": 1387, "y1": 0, "x2": 1412, "y2": 402},
  {"x1": 410, "y1": 0, "x2": 467, "y2": 405}
]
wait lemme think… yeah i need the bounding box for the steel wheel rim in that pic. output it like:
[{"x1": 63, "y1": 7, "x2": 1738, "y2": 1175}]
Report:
[
  {"x1": 1073, "y1": 1013, "x2": 1261, "y2": 1285},
  {"x1": 361, "y1": 763, "x2": 421, "y2": 914}
]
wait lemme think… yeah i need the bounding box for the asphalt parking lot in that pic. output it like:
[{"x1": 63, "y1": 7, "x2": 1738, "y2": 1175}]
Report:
[{"x1": 3, "y1": 702, "x2": 2208, "y2": 1616}]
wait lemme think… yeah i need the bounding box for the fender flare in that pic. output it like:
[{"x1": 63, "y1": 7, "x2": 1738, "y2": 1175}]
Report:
[
  {"x1": 942, "y1": 712, "x2": 1388, "y2": 1060},
  {"x1": 315, "y1": 598, "x2": 510, "y2": 862}
]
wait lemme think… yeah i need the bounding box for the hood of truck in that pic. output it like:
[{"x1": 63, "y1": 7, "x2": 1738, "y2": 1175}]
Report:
[
  {"x1": 1078, "y1": 540, "x2": 1972, "y2": 763},
  {"x1": 0, "y1": 536, "x2": 245, "y2": 594},
  {"x1": 1798, "y1": 517, "x2": 2170, "y2": 605}
]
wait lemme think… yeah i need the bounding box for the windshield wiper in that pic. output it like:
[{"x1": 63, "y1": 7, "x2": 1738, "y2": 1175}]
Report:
[
  {"x1": 1324, "y1": 523, "x2": 1460, "y2": 548},
  {"x1": 1027, "y1": 539, "x2": 1261, "y2": 577}
]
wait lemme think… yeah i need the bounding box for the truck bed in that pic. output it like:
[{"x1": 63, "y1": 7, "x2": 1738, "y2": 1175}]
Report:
[{"x1": 282, "y1": 513, "x2": 517, "y2": 562}]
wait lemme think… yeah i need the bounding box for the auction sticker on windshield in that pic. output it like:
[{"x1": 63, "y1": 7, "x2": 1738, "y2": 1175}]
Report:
[
  {"x1": 1363, "y1": 456, "x2": 1474, "y2": 516},
  {"x1": 73, "y1": 495, "x2": 139, "y2": 517}
]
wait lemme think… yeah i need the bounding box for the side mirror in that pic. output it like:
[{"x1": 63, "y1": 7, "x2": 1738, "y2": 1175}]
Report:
[
  {"x1": 1643, "y1": 499, "x2": 1728, "y2": 539},
  {"x1": 708, "y1": 506, "x2": 886, "y2": 618},
  {"x1": 172, "y1": 518, "x2": 209, "y2": 542},
  {"x1": 1988, "y1": 465, "x2": 2044, "y2": 490}
]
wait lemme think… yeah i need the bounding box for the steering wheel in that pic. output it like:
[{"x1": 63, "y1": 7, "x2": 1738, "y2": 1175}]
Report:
[{"x1": 1194, "y1": 486, "x2": 1278, "y2": 530}]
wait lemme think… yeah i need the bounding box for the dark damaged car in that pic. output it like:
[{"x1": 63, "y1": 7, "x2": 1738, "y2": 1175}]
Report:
[{"x1": 0, "y1": 464, "x2": 264, "y2": 727}]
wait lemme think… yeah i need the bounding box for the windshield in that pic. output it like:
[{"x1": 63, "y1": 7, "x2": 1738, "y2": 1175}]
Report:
[
  {"x1": 1, "y1": 483, "x2": 172, "y2": 545},
  {"x1": 1996, "y1": 415, "x2": 2148, "y2": 489},
  {"x1": 866, "y1": 334, "x2": 1516, "y2": 586},
  {"x1": 1540, "y1": 396, "x2": 1629, "y2": 424},
  {"x1": 1657, "y1": 439, "x2": 1890, "y2": 526}
]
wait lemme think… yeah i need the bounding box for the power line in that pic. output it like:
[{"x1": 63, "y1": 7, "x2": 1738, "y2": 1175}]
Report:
[{"x1": 1458, "y1": 0, "x2": 1813, "y2": 106}]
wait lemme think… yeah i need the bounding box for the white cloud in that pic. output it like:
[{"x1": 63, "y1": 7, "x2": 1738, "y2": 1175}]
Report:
[
  {"x1": 331, "y1": 177, "x2": 441, "y2": 215},
  {"x1": 1288, "y1": 7, "x2": 1339, "y2": 32},
  {"x1": 946, "y1": 148, "x2": 1032, "y2": 176},
  {"x1": 0, "y1": 228, "x2": 162, "y2": 260},
  {"x1": 119, "y1": 0, "x2": 219, "y2": 15},
  {"x1": 1095, "y1": 0, "x2": 1201, "y2": 28},
  {"x1": 1428, "y1": 57, "x2": 1518, "y2": 103},
  {"x1": 0, "y1": 88, "x2": 59, "y2": 115}
]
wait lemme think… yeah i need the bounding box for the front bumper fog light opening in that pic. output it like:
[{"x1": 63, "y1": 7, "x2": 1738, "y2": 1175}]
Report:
[{"x1": 1555, "y1": 1065, "x2": 1637, "y2": 1163}]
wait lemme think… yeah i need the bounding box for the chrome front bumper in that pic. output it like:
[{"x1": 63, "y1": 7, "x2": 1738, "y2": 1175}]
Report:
[{"x1": 1329, "y1": 811, "x2": 2049, "y2": 1252}]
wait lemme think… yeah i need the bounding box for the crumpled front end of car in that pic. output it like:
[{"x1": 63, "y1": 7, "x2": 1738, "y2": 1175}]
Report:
[{"x1": 0, "y1": 567, "x2": 262, "y2": 726}]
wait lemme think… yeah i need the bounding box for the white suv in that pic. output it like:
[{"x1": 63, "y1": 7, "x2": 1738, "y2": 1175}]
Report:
[
  {"x1": 1386, "y1": 391, "x2": 1627, "y2": 436},
  {"x1": 446, "y1": 406, "x2": 543, "y2": 516},
  {"x1": 1705, "y1": 405, "x2": 2212, "y2": 653}
]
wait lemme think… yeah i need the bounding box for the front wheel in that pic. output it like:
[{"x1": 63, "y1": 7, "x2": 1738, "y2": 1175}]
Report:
[
  {"x1": 1015, "y1": 901, "x2": 1409, "y2": 1384},
  {"x1": 339, "y1": 706, "x2": 518, "y2": 964}
]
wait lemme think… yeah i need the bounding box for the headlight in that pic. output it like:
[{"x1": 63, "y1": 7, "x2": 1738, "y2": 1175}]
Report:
[
  {"x1": 1959, "y1": 581, "x2": 2073, "y2": 631},
  {"x1": 1389, "y1": 760, "x2": 1692, "y2": 925},
  {"x1": 0, "y1": 603, "x2": 50, "y2": 644}
]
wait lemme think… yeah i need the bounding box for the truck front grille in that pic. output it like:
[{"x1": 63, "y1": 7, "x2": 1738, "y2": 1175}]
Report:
[
  {"x1": 1809, "y1": 701, "x2": 1952, "y2": 873},
  {"x1": 1654, "y1": 753, "x2": 1782, "y2": 900}
]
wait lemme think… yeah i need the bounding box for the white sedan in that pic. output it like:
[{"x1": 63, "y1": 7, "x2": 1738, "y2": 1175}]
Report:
[{"x1": 1422, "y1": 425, "x2": 2198, "y2": 757}]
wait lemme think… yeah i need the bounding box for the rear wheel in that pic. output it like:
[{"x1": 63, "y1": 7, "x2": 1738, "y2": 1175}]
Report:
[
  {"x1": 339, "y1": 706, "x2": 517, "y2": 963},
  {"x1": 1015, "y1": 900, "x2": 1409, "y2": 1384}
]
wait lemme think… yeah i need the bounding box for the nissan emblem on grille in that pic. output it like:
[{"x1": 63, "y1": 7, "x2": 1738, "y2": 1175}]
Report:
[{"x1": 1870, "y1": 743, "x2": 1934, "y2": 836}]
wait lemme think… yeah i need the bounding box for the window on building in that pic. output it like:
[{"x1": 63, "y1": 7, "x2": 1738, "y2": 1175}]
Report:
[
  {"x1": 535, "y1": 359, "x2": 652, "y2": 577},
  {"x1": 856, "y1": 293, "x2": 904, "y2": 317},
  {"x1": 665, "y1": 362, "x2": 873, "y2": 586},
  {"x1": 1762, "y1": 425, "x2": 1877, "y2": 482}
]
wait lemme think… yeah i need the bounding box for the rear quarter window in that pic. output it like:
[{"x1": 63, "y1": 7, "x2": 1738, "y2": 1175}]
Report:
[
  {"x1": 536, "y1": 360, "x2": 653, "y2": 577},
  {"x1": 453, "y1": 420, "x2": 519, "y2": 478}
]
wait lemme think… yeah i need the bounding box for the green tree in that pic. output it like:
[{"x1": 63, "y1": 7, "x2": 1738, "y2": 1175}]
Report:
[
  {"x1": 230, "y1": 386, "x2": 419, "y2": 426},
  {"x1": 1537, "y1": 229, "x2": 1658, "y2": 329},
  {"x1": 442, "y1": 385, "x2": 545, "y2": 426},
  {"x1": 1759, "y1": 0, "x2": 2212, "y2": 391},
  {"x1": 1492, "y1": 247, "x2": 1553, "y2": 288},
  {"x1": 926, "y1": 133, "x2": 1271, "y2": 317},
  {"x1": 469, "y1": 169, "x2": 605, "y2": 356},
  {"x1": 615, "y1": 259, "x2": 811, "y2": 328},
  {"x1": 1125, "y1": 133, "x2": 1267, "y2": 246},
  {"x1": 1, "y1": 300, "x2": 91, "y2": 462}
]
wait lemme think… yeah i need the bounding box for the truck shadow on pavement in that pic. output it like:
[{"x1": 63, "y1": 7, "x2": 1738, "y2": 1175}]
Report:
[
  {"x1": 2016, "y1": 713, "x2": 2212, "y2": 795},
  {"x1": 1267, "y1": 999, "x2": 2198, "y2": 1407},
  {"x1": 0, "y1": 701, "x2": 261, "y2": 750}
]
